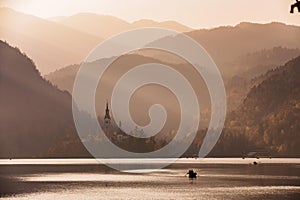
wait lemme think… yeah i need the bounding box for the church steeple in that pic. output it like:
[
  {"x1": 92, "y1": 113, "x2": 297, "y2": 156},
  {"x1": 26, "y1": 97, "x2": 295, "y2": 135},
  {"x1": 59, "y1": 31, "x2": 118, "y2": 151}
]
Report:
[{"x1": 104, "y1": 100, "x2": 111, "y2": 125}]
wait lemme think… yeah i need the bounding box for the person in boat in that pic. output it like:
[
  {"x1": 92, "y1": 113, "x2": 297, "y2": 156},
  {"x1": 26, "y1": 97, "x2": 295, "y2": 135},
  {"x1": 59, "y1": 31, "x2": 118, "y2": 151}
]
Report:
[{"x1": 186, "y1": 169, "x2": 197, "y2": 178}]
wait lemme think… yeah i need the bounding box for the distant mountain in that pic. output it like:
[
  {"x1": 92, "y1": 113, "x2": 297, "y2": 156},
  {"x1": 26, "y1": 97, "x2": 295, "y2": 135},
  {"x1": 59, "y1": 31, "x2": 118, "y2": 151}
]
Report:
[
  {"x1": 0, "y1": 40, "x2": 89, "y2": 158},
  {"x1": 130, "y1": 19, "x2": 192, "y2": 32},
  {"x1": 57, "y1": 13, "x2": 130, "y2": 39},
  {"x1": 230, "y1": 46, "x2": 300, "y2": 79},
  {"x1": 46, "y1": 46, "x2": 300, "y2": 114},
  {"x1": 221, "y1": 56, "x2": 300, "y2": 157},
  {"x1": 2, "y1": 8, "x2": 299, "y2": 77},
  {"x1": 48, "y1": 16, "x2": 67, "y2": 22},
  {"x1": 46, "y1": 53, "x2": 212, "y2": 133},
  {"x1": 45, "y1": 64, "x2": 80, "y2": 93},
  {"x1": 225, "y1": 47, "x2": 300, "y2": 110},
  {"x1": 55, "y1": 13, "x2": 192, "y2": 38},
  {"x1": 0, "y1": 8, "x2": 102, "y2": 74},
  {"x1": 151, "y1": 22, "x2": 300, "y2": 77}
]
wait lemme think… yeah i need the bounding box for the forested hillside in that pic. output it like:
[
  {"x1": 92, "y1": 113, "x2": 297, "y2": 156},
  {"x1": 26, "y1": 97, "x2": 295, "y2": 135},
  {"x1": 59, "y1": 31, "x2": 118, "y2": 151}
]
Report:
[
  {"x1": 213, "y1": 56, "x2": 300, "y2": 157},
  {"x1": 0, "y1": 40, "x2": 89, "y2": 158}
]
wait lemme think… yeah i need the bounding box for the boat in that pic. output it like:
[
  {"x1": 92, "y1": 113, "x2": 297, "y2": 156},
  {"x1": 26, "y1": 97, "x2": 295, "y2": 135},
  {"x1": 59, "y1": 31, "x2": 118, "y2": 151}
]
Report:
[{"x1": 186, "y1": 169, "x2": 197, "y2": 178}]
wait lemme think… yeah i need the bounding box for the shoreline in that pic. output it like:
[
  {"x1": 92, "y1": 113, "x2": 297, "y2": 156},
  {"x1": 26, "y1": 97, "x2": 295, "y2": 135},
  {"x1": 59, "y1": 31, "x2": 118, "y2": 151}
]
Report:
[{"x1": 0, "y1": 158, "x2": 300, "y2": 165}]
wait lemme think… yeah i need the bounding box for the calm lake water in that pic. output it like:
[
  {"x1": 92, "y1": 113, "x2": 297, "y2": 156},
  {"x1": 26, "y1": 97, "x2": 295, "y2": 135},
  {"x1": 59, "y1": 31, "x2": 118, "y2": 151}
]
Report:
[{"x1": 0, "y1": 158, "x2": 299, "y2": 199}]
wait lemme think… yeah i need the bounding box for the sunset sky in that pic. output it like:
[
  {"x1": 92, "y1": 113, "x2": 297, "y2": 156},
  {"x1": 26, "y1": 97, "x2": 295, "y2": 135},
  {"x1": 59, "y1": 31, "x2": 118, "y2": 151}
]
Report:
[{"x1": 0, "y1": 0, "x2": 299, "y2": 28}]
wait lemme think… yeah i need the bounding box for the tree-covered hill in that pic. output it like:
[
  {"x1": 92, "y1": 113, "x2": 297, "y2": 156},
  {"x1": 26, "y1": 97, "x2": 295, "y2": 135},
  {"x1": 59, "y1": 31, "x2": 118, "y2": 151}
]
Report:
[
  {"x1": 220, "y1": 56, "x2": 300, "y2": 157},
  {"x1": 0, "y1": 40, "x2": 89, "y2": 158}
]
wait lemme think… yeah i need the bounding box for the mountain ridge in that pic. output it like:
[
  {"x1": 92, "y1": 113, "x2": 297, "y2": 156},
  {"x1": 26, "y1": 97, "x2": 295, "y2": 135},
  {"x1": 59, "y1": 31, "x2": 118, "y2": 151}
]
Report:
[{"x1": 56, "y1": 12, "x2": 192, "y2": 38}]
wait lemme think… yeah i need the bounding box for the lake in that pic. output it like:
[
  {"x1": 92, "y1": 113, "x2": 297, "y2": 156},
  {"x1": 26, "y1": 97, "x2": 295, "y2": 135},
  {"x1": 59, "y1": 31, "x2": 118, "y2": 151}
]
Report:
[{"x1": 0, "y1": 158, "x2": 299, "y2": 199}]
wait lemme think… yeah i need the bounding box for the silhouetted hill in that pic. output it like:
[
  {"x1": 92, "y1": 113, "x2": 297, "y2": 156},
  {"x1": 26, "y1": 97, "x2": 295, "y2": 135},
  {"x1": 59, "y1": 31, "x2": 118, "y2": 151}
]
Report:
[
  {"x1": 0, "y1": 8, "x2": 102, "y2": 74},
  {"x1": 222, "y1": 56, "x2": 300, "y2": 157},
  {"x1": 0, "y1": 40, "x2": 89, "y2": 158},
  {"x1": 55, "y1": 13, "x2": 192, "y2": 38}
]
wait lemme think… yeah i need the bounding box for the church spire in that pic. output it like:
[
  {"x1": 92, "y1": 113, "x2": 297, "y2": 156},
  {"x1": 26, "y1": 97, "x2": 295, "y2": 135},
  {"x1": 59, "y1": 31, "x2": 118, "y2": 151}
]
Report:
[{"x1": 104, "y1": 100, "x2": 111, "y2": 125}]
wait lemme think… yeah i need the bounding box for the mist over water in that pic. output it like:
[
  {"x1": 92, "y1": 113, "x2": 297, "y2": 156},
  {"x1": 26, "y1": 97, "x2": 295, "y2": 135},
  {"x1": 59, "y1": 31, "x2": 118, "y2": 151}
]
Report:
[{"x1": 1, "y1": 158, "x2": 299, "y2": 199}]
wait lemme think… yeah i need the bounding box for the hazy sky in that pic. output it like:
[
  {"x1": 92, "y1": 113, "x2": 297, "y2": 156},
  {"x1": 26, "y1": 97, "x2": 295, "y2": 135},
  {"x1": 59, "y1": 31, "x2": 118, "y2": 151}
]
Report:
[{"x1": 0, "y1": 0, "x2": 299, "y2": 28}]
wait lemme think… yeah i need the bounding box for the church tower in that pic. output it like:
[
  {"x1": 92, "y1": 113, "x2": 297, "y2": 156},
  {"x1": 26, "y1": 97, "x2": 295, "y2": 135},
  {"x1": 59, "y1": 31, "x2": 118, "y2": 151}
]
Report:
[{"x1": 104, "y1": 101, "x2": 111, "y2": 126}]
